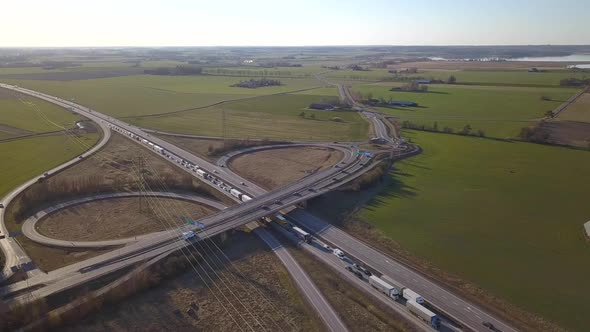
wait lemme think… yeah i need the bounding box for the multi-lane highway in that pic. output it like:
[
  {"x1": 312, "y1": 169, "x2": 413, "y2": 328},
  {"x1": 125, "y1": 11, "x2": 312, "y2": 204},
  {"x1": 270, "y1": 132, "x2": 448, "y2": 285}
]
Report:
[
  {"x1": 0, "y1": 82, "x2": 517, "y2": 332},
  {"x1": 0, "y1": 84, "x2": 361, "y2": 330}
]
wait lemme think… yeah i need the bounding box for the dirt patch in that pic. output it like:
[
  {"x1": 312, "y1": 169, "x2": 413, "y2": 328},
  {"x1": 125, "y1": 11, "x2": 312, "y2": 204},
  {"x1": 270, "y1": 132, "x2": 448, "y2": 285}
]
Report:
[
  {"x1": 37, "y1": 197, "x2": 217, "y2": 242},
  {"x1": 51, "y1": 132, "x2": 187, "y2": 188},
  {"x1": 229, "y1": 146, "x2": 343, "y2": 190},
  {"x1": 557, "y1": 92, "x2": 590, "y2": 123},
  {"x1": 541, "y1": 120, "x2": 590, "y2": 148},
  {"x1": 63, "y1": 232, "x2": 324, "y2": 332}
]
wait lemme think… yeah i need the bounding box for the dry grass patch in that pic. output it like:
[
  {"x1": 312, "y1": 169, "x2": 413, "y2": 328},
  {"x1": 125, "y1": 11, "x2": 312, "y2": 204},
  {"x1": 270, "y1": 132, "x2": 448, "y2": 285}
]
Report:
[
  {"x1": 229, "y1": 146, "x2": 343, "y2": 190},
  {"x1": 63, "y1": 232, "x2": 324, "y2": 332},
  {"x1": 37, "y1": 197, "x2": 217, "y2": 242},
  {"x1": 288, "y1": 245, "x2": 413, "y2": 332}
]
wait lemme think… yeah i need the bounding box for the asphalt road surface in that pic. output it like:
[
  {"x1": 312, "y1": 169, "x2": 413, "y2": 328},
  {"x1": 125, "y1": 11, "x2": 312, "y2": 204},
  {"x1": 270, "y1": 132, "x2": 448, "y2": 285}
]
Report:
[{"x1": 254, "y1": 227, "x2": 349, "y2": 332}]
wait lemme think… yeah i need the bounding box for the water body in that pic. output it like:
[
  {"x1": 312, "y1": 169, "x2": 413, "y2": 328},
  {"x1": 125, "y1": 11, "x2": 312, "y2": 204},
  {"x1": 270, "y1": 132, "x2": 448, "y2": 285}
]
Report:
[
  {"x1": 511, "y1": 54, "x2": 590, "y2": 62},
  {"x1": 430, "y1": 54, "x2": 590, "y2": 68}
]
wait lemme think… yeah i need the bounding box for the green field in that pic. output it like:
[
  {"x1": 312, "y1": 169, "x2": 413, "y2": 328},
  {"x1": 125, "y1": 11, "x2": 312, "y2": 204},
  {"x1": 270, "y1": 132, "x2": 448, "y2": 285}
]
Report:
[
  {"x1": 132, "y1": 93, "x2": 368, "y2": 141},
  {"x1": 360, "y1": 130, "x2": 590, "y2": 331},
  {"x1": 4, "y1": 76, "x2": 359, "y2": 141},
  {"x1": 325, "y1": 68, "x2": 589, "y2": 86},
  {"x1": 0, "y1": 134, "x2": 99, "y2": 198},
  {"x1": 353, "y1": 83, "x2": 580, "y2": 137},
  {"x1": 4, "y1": 75, "x2": 325, "y2": 118},
  {"x1": 0, "y1": 89, "x2": 84, "y2": 135}
]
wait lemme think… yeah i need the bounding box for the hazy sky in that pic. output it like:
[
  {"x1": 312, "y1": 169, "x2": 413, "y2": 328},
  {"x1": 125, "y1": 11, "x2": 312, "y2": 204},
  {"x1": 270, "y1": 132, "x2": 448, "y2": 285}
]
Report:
[{"x1": 1, "y1": 0, "x2": 588, "y2": 47}]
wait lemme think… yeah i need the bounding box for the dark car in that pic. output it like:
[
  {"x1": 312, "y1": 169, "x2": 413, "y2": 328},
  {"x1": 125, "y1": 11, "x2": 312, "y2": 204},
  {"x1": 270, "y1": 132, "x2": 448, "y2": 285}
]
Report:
[{"x1": 482, "y1": 322, "x2": 499, "y2": 331}]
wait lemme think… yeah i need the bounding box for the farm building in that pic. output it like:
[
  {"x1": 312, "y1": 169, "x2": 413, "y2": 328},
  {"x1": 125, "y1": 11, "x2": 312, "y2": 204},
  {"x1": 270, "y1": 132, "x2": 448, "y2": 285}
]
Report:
[
  {"x1": 389, "y1": 100, "x2": 418, "y2": 107},
  {"x1": 309, "y1": 103, "x2": 335, "y2": 110}
]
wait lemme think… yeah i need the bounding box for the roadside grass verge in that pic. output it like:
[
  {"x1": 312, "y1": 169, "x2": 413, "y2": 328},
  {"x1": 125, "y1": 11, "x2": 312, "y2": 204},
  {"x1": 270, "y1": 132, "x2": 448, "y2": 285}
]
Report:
[{"x1": 288, "y1": 244, "x2": 413, "y2": 332}]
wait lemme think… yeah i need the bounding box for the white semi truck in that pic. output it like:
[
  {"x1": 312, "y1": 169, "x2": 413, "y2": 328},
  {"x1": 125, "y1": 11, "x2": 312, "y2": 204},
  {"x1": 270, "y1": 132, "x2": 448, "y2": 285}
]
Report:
[
  {"x1": 402, "y1": 288, "x2": 425, "y2": 304},
  {"x1": 292, "y1": 226, "x2": 312, "y2": 243},
  {"x1": 368, "y1": 275, "x2": 400, "y2": 299},
  {"x1": 230, "y1": 188, "x2": 242, "y2": 199}
]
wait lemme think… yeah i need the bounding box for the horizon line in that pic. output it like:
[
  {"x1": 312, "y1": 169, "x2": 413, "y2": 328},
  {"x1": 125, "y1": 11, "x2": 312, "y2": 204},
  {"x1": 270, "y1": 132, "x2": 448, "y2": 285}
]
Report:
[{"x1": 1, "y1": 44, "x2": 590, "y2": 49}]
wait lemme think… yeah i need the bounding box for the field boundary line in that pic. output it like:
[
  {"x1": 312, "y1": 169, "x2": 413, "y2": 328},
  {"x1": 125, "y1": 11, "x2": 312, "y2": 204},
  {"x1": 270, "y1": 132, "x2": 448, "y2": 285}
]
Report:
[{"x1": 120, "y1": 86, "x2": 325, "y2": 120}]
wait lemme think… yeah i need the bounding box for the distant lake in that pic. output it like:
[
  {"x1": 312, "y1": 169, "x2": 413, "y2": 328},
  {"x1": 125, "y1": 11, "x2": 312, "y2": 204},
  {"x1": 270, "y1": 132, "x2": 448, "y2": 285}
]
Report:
[
  {"x1": 511, "y1": 54, "x2": 590, "y2": 62},
  {"x1": 430, "y1": 54, "x2": 590, "y2": 69}
]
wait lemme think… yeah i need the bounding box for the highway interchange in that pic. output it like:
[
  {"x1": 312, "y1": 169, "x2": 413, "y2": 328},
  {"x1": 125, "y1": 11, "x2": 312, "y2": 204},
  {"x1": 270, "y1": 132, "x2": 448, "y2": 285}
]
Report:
[{"x1": 0, "y1": 82, "x2": 517, "y2": 332}]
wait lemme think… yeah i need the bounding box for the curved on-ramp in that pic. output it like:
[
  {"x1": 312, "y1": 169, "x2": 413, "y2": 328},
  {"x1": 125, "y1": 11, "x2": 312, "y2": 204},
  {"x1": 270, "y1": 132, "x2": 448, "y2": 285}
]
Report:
[
  {"x1": 21, "y1": 192, "x2": 225, "y2": 249},
  {"x1": 0, "y1": 83, "x2": 112, "y2": 280}
]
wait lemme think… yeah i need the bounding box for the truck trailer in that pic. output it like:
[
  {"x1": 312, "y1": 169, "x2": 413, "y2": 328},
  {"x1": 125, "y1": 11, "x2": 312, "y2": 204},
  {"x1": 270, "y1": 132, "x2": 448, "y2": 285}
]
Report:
[
  {"x1": 196, "y1": 169, "x2": 207, "y2": 177},
  {"x1": 368, "y1": 275, "x2": 400, "y2": 299},
  {"x1": 241, "y1": 194, "x2": 252, "y2": 202},
  {"x1": 292, "y1": 226, "x2": 312, "y2": 243},
  {"x1": 402, "y1": 288, "x2": 425, "y2": 304},
  {"x1": 406, "y1": 300, "x2": 440, "y2": 329},
  {"x1": 230, "y1": 188, "x2": 242, "y2": 199}
]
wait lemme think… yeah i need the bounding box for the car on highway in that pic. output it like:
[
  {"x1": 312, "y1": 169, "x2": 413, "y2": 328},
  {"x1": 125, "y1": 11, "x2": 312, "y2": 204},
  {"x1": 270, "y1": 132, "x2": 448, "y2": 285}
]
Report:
[
  {"x1": 483, "y1": 322, "x2": 499, "y2": 331},
  {"x1": 333, "y1": 248, "x2": 345, "y2": 258},
  {"x1": 0, "y1": 203, "x2": 4, "y2": 208}
]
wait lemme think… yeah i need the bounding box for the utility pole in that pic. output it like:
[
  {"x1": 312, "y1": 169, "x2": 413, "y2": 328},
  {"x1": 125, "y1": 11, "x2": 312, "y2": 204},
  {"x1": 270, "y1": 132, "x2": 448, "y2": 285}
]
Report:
[
  {"x1": 138, "y1": 156, "x2": 144, "y2": 213},
  {"x1": 222, "y1": 109, "x2": 227, "y2": 148}
]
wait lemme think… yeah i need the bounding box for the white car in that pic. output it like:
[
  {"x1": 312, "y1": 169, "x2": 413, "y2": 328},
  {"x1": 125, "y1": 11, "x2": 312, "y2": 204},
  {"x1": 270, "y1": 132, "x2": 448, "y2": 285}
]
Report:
[{"x1": 333, "y1": 248, "x2": 345, "y2": 259}]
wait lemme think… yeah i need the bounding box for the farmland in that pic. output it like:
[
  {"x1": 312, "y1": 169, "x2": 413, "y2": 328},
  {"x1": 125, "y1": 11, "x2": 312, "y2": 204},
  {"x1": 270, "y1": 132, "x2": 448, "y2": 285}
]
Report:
[
  {"x1": 0, "y1": 88, "x2": 84, "y2": 136},
  {"x1": 325, "y1": 66, "x2": 589, "y2": 87},
  {"x1": 131, "y1": 93, "x2": 368, "y2": 141},
  {"x1": 357, "y1": 130, "x2": 590, "y2": 331},
  {"x1": 1, "y1": 75, "x2": 366, "y2": 140},
  {"x1": 558, "y1": 91, "x2": 590, "y2": 123},
  {"x1": 353, "y1": 83, "x2": 580, "y2": 138},
  {"x1": 0, "y1": 134, "x2": 99, "y2": 198},
  {"x1": 3, "y1": 75, "x2": 325, "y2": 118}
]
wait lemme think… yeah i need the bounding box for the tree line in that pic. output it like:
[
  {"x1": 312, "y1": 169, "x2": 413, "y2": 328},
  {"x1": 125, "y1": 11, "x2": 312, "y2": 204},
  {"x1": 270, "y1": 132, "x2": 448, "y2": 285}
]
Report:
[
  {"x1": 144, "y1": 65, "x2": 203, "y2": 75},
  {"x1": 401, "y1": 120, "x2": 486, "y2": 137}
]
